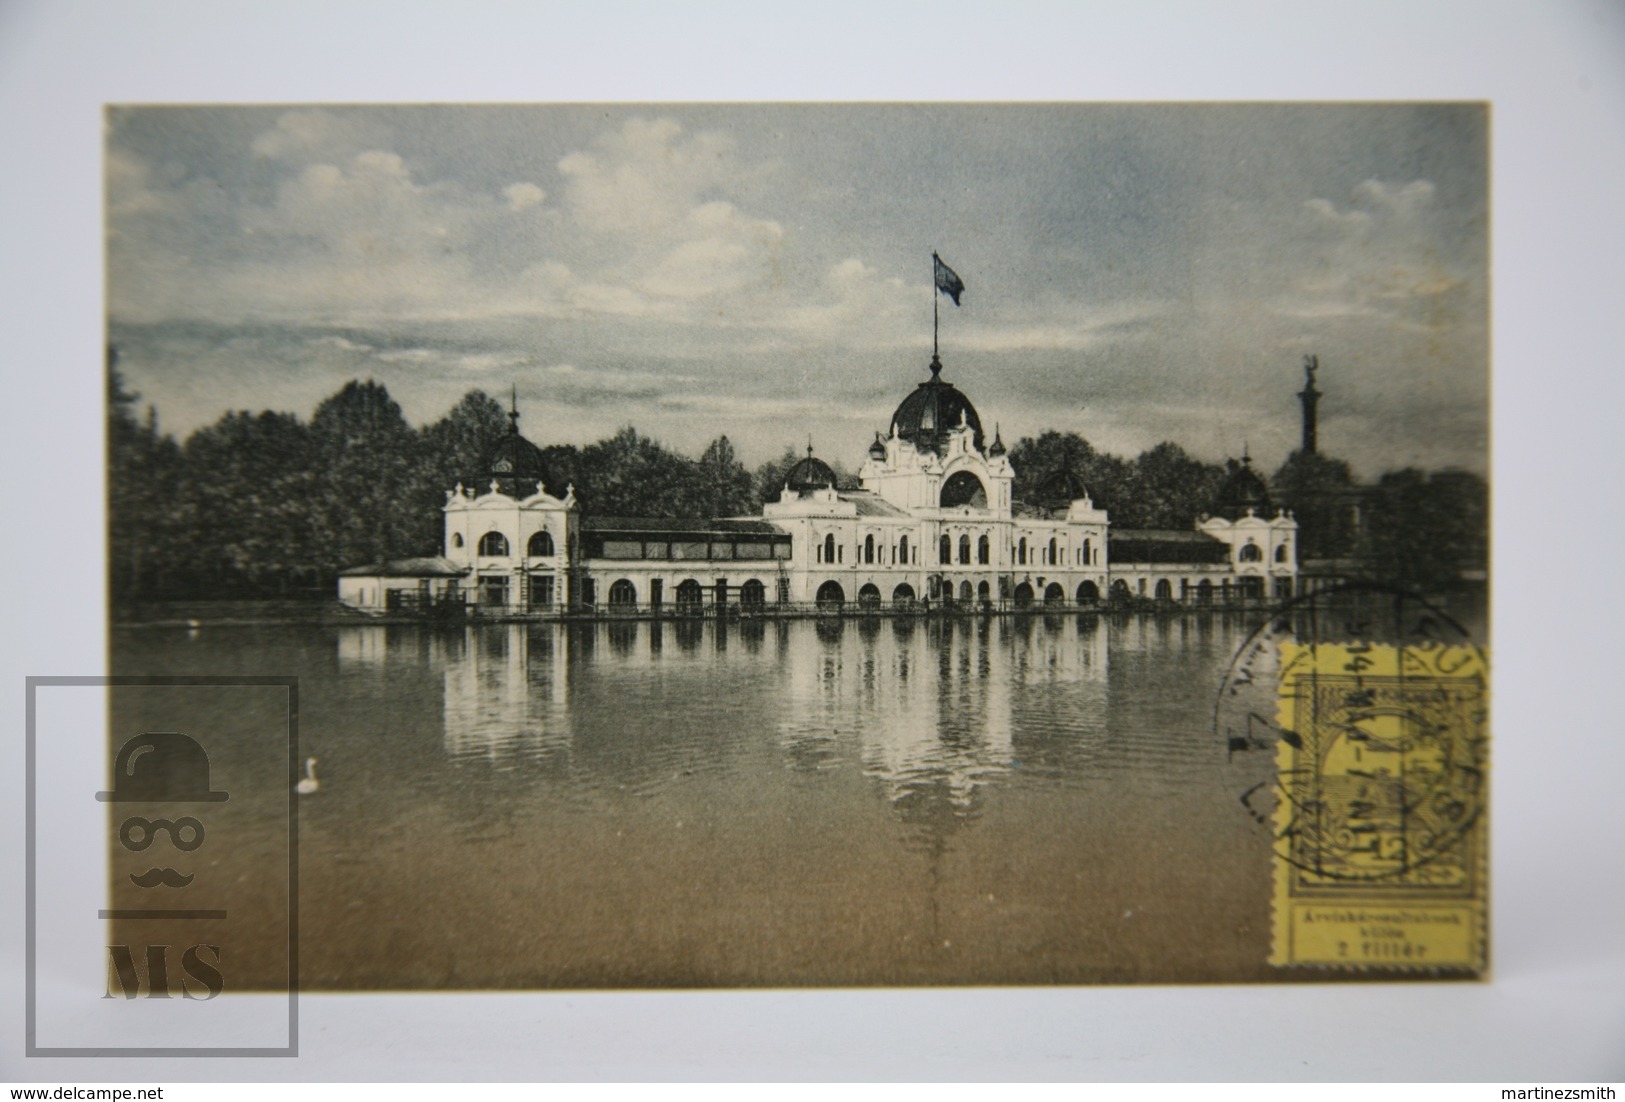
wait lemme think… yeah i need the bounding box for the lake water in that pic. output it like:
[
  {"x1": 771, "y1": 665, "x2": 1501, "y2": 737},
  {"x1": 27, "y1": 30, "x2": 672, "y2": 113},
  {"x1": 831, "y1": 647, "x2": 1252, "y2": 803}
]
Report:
[{"x1": 108, "y1": 600, "x2": 1482, "y2": 989}]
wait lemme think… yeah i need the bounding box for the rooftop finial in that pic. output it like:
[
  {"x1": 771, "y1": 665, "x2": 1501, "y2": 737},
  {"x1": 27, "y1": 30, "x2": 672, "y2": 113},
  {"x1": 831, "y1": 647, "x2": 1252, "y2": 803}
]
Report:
[
  {"x1": 807, "y1": 436, "x2": 814, "y2": 458},
  {"x1": 509, "y1": 384, "x2": 520, "y2": 432}
]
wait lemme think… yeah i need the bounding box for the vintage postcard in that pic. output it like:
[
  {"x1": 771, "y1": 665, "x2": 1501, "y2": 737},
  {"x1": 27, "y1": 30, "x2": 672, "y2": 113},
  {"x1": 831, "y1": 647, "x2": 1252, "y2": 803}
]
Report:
[{"x1": 98, "y1": 103, "x2": 1488, "y2": 995}]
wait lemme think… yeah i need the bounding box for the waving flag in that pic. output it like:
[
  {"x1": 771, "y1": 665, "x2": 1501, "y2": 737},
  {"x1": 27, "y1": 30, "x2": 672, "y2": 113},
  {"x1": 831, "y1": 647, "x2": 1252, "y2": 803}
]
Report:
[{"x1": 933, "y1": 252, "x2": 965, "y2": 305}]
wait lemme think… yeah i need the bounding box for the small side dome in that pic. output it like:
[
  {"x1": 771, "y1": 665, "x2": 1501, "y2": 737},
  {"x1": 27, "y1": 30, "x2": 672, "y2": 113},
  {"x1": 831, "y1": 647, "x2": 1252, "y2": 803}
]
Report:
[
  {"x1": 988, "y1": 424, "x2": 1006, "y2": 458},
  {"x1": 1211, "y1": 452, "x2": 1274, "y2": 520},
  {"x1": 484, "y1": 395, "x2": 551, "y2": 498},
  {"x1": 1035, "y1": 468, "x2": 1091, "y2": 508},
  {"x1": 868, "y1": 433, "x2": 887, "y2": 461},
  {"x1": 786, "y1": 445, "x2": 838, "y2": 492}
]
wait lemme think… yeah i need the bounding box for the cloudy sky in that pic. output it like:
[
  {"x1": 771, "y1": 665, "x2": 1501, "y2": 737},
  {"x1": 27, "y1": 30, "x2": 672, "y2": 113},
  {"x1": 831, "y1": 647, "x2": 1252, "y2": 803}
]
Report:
[{"x1": 107, "y1": 103, "x2": 1487, "y2": 477}]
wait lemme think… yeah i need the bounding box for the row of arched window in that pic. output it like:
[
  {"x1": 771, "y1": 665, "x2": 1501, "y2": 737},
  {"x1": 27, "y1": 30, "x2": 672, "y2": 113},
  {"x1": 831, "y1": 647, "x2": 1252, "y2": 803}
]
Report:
[
  {"x1": 1011, "y1": 535, "x2": 1096, "y2": 567},
  {"x1": 1236, "y1": 541, "x2": 1292, "y2": 563},
  {"x1": 458, "y1": 530, "x2": 556, "y2": 557},
  {"x1": 817, "y1": 533, "x2": 919, "y2": 565},
  {"x1": 605, "y1": 578, "x2": 770, "y2": 608},
  {"x1": 937, "y1": 533, "x2": 992, "y2": 565}
]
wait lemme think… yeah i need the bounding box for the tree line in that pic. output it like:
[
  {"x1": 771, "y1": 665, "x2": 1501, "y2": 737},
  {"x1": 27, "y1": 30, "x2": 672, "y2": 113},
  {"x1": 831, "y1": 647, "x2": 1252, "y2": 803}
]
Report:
[{"x1": 108, "y1": 362, "x2": 1486, "y2": 601}]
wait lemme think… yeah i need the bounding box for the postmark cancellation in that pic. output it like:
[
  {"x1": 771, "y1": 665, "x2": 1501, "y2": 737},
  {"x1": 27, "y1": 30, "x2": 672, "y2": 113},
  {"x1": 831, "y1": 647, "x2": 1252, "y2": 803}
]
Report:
[{"x1": 1268, "y1": 642, "x2": 1488, "y2": 970}]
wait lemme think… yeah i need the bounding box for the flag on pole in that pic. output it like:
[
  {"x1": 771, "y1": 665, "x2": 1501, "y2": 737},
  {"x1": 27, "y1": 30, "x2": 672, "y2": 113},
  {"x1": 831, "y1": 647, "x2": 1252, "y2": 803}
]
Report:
[{"x1": 933, "y1": 252, "x2": 965, "y2": 305}]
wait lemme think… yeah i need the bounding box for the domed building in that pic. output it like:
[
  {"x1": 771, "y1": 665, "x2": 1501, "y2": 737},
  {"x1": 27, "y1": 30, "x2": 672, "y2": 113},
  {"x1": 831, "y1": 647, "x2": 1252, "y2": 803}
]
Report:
[
  {"x1": 339, "y1": 350, "x2": 1300, "y2": 615},
  {"x1": 1194, "y1": 449, "x2": 1297, "y2": 602}
]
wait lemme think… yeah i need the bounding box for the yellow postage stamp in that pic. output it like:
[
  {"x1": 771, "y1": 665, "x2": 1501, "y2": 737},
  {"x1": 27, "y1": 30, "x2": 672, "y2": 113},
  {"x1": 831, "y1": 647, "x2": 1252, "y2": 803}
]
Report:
[{"x1": 1269, "y1": 642, "x2": 1489, "y2": 970}]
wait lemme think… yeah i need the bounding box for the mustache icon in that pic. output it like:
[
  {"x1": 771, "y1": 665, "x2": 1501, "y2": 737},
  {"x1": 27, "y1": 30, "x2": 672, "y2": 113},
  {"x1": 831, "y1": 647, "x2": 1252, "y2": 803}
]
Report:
[{"x1": 130, "y1": 867, "x2": 194, "y2": 888}]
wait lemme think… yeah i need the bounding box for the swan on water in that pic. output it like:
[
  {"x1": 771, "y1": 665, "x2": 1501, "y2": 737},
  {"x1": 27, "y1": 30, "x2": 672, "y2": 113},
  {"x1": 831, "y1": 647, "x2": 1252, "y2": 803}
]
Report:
[{"x1": 296, "y1": 757, "x2": 319, "y2": 795}]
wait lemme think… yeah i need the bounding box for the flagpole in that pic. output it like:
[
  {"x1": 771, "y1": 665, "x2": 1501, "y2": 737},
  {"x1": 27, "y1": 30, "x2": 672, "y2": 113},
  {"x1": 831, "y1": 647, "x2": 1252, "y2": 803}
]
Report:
[{"x1": 932, "y1": 251, "x2": 939, "y2": 363}]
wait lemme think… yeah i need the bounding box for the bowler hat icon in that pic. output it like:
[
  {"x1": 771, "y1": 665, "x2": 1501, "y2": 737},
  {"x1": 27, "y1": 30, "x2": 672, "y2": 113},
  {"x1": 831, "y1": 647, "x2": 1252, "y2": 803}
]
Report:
[{"x1": 97, "y1": 732, "x2": 229, "y2": 803}]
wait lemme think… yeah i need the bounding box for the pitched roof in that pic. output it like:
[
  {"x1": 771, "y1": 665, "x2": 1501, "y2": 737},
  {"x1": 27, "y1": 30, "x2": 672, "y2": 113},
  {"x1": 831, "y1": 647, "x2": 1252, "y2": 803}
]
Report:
[
  {"x1": 837, "y1": 491, "x2": 912, "y2": 518},
  {"x1": 583, "y1": 516, "x2": 789, "y2": 537},
  {"x1": 337, "y1": 557, "x2": 468, "y2": 578}
]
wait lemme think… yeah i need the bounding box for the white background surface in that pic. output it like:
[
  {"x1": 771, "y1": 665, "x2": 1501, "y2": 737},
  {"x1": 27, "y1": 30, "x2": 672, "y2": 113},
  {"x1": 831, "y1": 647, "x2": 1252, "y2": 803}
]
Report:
[{"x1": 1, "y1": 0, "x2": 1622, "y2": 1082}]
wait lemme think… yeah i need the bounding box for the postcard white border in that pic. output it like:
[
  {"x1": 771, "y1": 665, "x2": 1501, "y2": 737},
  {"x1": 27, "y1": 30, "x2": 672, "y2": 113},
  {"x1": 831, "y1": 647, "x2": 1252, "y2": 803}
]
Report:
[{"x1": 2, "y1": 0, "x2": 1622, "y2": 1082}]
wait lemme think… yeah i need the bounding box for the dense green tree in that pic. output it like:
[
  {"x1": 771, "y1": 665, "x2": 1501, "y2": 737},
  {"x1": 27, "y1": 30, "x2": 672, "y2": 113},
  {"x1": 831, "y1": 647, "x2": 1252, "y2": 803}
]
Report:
[
  {"x1": 107, "y1": 351, "x2": 188, "y2": 600},
  {"x1": 182, "y1": 410, "x2": 321, "y2": 592},
  {"x1": 695, "y1": 435, "x2": 756, "y2": 517},
  {"x1": 1271, "y1": 450, "x2": 1361, "y2": 559},
  {"x1": 1364, "y1": 467, "x2": 1488, "y2": 592},
  {"x1": 424, "y1": 389, "x2": 511, "y2": 492},
  {"x1": 1126, "y1": 442, "x2": 1227, "y2": 529},
  {"x1": 572, "y1": 426, "x2": 705, "y2": 517},
  {"x1": 308, "y1": 380, "x2": 429, "y2": 570}
]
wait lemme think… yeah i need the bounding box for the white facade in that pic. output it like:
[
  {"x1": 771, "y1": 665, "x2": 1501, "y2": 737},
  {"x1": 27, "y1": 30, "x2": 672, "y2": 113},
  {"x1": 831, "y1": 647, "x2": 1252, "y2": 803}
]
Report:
[
  {"x1": 336, "y1": 364, "x2": 1297, "y2": 614},
  {"x1": 441, "y1": 479, "x2": 579, "y2": 610}
]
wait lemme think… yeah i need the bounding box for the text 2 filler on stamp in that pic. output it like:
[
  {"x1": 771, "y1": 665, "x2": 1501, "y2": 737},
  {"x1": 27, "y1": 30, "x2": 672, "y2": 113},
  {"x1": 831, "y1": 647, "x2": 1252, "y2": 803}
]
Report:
[{"x1": 104, "y1": 103, "x2": 1489, "y2": 987}]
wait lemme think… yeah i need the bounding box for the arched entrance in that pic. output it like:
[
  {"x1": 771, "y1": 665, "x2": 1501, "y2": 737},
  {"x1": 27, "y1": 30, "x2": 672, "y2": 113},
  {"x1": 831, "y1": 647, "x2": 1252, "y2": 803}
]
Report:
[
  {"x1": 1043, "y1": 582, "x2": 1065, "y2": 605},
  {"x1": 740, "y1": 578, "x2": 766, "y2": 609},
  {"x1": 1236, "y1": 576, "x2": 1265, "y2": 601},
  {"x1": 1013, "y1": 582, "x2": 1034, "y2": 608},
  {"x1": 607, "y1": 579, "x2": 637, "y2": 608},
  {"x1": 858, "y1": 583, "x2": 881, "y2": 609},
  {"x1": 1196, "y1": 579, "x2": 1214, "y2": 605},
  {"x1": 958, "y1": 580, "x2": 974, "y2": 602},
  {"x1": 816, "y1": 580, "x2": 845, "y2": 610},
  {"x1": 939, "y1": 470, "x2": 987, "y2": 508},
  {"x1": 1154, "y1": 579, "x2": 1173, "y2": 603},
  {"x1": 1110, "y1": 579, "x2": 1132, "y2": 603},
  {"x1": 891, "y1": 582, "x2": 916, "y2": 607},
  {"x1": 977, "y1": 580, "x2": 990, "y2": 605},
  {"x1": 675, "y1": 579, "x2": 703, "y2": 610},
  {"x1": 1076, "y1": 580, "x2": 1100, "y2": 605}
]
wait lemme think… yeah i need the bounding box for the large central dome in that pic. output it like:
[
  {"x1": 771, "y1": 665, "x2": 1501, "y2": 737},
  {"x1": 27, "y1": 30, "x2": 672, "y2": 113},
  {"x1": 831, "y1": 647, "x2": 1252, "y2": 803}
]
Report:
[{"x1": 890, "y1": 356, "x2": 984, "y2": 455}]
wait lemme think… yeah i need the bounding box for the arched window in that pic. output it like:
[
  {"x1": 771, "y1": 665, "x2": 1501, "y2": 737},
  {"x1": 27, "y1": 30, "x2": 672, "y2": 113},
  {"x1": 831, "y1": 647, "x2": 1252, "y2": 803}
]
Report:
[
  {"x1": 958, "y1": 580, "x2": 973, "y2": 602},
  {"x1": 977, "y1": 580, "x2": 990, "y2": 602},
  {"x1": 740, "y1": 579, "x2": 766, "y2": 608},
  {"x1": 958, "y1": 534, "x2": 971, "y2": 564},
  {"x1": 1018, "y1": 537, "x2": 1027, "y2": 566},
  {"x1": 452, "y1": 532, "x2": 464, "y2": 548},
  {"x1": 608, "y1": 579, "x2": 637, "y2": 607},
  {"x1": 478, "y1": 532, "x2": 509, "y2": 557},
  {"x1": 816, "y1": 580, "x2": 845, "y2": 610},
  {"x1": 675, "y1": 579, "x2": 704, "y2": 608},
  {"x1": 1048, "y1": 537, "x2": 1058, "y2": 566},
  {"x1": 1239, "y1": 541, "x2": 1263, "y2": 563},
  {"x1": 898, "y1": 535, "x2": 909, "y2": 564},
  {"x1": 940, "y1": 535, "x2": 951, "y2": 564},
  {"x1": 1154, "y1": 579, "x2": 1173, "y2": 602},
  {"x1": 1082, "y1": 538, "x2": 1090, "y2": 565},
  {"x1": 978, "y1": 534, "x2": 990, "y2": 564},
  {"x1": 528, "y1": 530, "x2": 555, "y2": 557},
  {"x1": 823, "y1": 533, "x2": 835, "y2": 564},
  {"x1": 939, "y1": 470, "x2": 987, "y2": 508},
  {"x1": 1275, "y1": 542, "x2": 1290, "y2": 563},
  {"x1": 864, "y1": 534, "x2": 875, "y2": 564}
]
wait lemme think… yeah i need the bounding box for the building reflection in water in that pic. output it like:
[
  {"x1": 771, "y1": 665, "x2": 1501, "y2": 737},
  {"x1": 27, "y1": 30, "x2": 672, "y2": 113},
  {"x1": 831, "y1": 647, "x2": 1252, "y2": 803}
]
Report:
[
  {"x1": 336, "y1": 615, "x2": 1109, "y2": 838},
  {"x1": 779, "y1": 614, "x2": 1109, "y2": 843}
]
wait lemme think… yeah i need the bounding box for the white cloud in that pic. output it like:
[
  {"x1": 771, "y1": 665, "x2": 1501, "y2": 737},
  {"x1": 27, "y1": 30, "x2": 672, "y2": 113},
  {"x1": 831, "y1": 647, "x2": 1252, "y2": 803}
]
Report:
[
  {"x1": 251, "y1": 110, "x2": 373, "y2": 161},
  {"x1": 504, "y1": 182, "x2": 546, "y2": 211}
]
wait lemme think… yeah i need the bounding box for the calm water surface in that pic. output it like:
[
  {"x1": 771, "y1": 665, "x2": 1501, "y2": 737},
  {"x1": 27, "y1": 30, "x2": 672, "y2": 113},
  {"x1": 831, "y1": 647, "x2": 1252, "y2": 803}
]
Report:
[{"x1": 110, "y1": 610, "x2": 1432, "y2": 988}]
